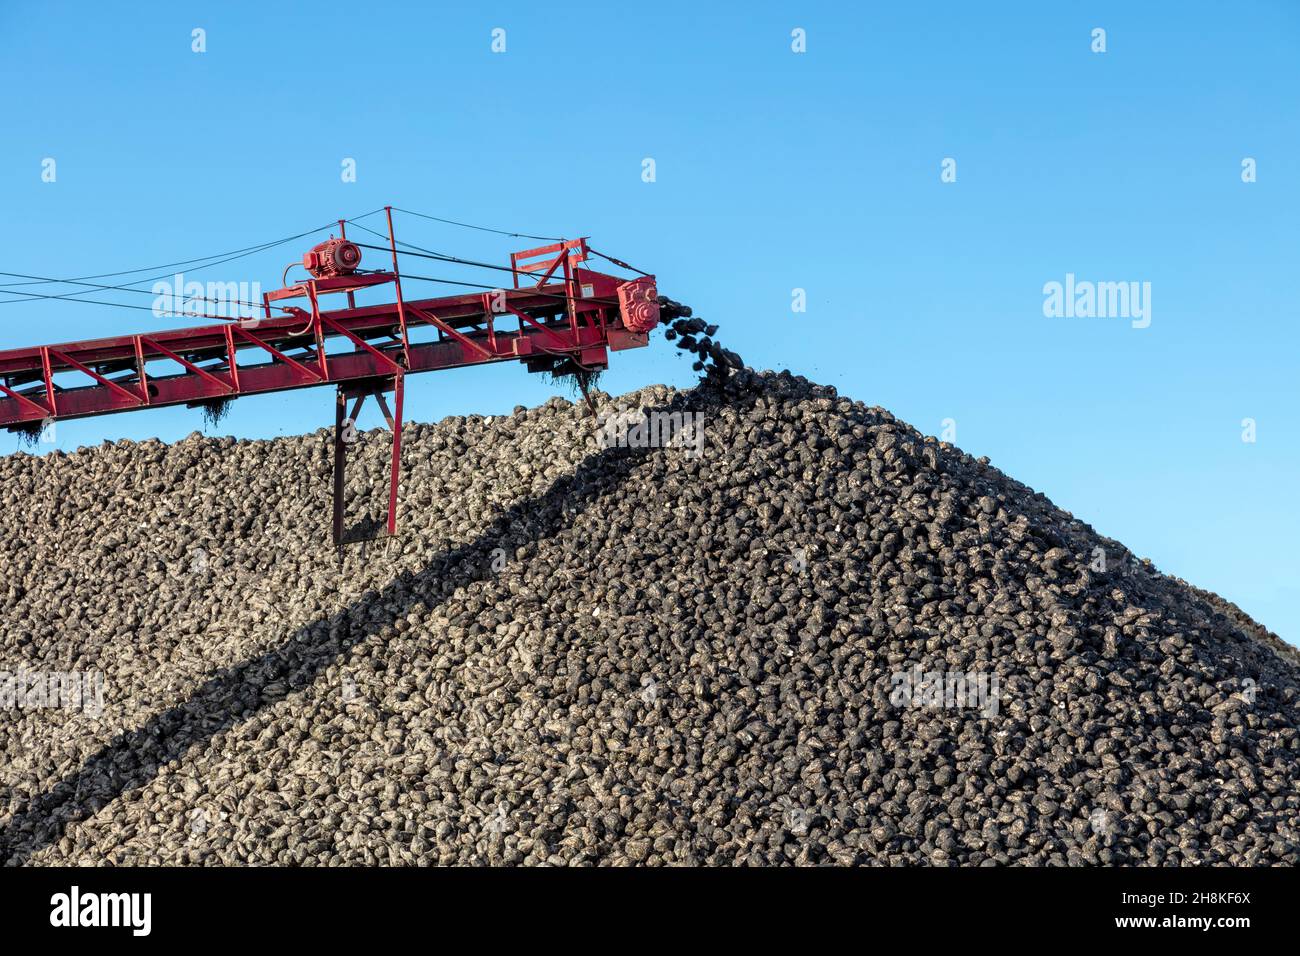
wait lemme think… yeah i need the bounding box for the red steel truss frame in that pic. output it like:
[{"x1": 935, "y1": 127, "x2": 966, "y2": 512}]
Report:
[{"x1": 0, "y1": 208, "x2": 656, "y2": 543}]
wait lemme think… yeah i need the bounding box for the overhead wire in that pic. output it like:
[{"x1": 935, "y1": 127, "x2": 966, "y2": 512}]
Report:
[
  {"x1": 345, "y1": 215, "x2": 631, "y2": 309},
  {"x1": 0, "y1": 216, "x2": 365, "y2": 292},
  {"x1": 0, "y1": 234, "x2": 327, "y2": 309},
  {"x1": 391, "y1": 206, "x2": 562, "y2": 242},
  {"x1": 0, "y1": 206, "x2": 632, "y2": 326},
  {"x1": 352, "y1": 237, "x2": 615, "y2": 290},
  {"x1": 0, "y1": 296, "x2": 262, "y2": 322},
  {"x1": 0, "y1": 269, "x2": 269, "y2": 311},
  {"x1": 586, "y1": 247, "x2": 651, "y2": 277},
  {"x1": 0, "y1": 209, "x2": 388, "y2": 312}
]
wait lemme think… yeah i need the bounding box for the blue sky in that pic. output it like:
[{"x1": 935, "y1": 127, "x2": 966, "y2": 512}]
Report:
[{"x1": 1, "y1": 2, "x2": 1297, "y2": 641}]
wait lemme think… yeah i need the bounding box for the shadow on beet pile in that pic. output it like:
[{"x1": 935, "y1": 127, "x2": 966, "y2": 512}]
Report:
[{"x1": 0, "y1": 385, "x2": 740, "y2": 865}]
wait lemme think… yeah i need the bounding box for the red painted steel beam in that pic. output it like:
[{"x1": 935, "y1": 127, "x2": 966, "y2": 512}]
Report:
[
  {"x1": 139, "y1": 336, "x2": 236, "y2": 393},
  {"x1": 47, "y1": 347, "x2": 147, "y2": 407},
  {"x1": 0, "y1": 380, "x2": 49, "y2": 419}
]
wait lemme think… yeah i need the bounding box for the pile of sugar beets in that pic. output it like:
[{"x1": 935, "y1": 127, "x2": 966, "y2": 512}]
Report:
[{"x1": 0, "y1": 311, "x2": 1298, "y2": 867}]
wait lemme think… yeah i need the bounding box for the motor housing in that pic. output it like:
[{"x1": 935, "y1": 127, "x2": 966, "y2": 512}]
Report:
[
  {"x1": 303, "y1": 238, "x2": 362, "y2": 278},
  {"x1": 617, "y1": 276, "x2": 661, "y2": 333}
]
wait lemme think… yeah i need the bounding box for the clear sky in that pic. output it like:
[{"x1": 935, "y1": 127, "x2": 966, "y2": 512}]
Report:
[{"x1": 1, "y1": 2, "x2": 1297, "y2": 642}]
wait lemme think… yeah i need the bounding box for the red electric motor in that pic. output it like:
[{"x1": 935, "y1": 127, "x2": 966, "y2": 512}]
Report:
[{"x1": 303, "y1": 237, "x2": 362, "y2": 278}]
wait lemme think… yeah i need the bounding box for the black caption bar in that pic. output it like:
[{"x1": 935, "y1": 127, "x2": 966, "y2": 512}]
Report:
[{"x1": 0, "y1": 866, "x2": 1286, "y2": 943}]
